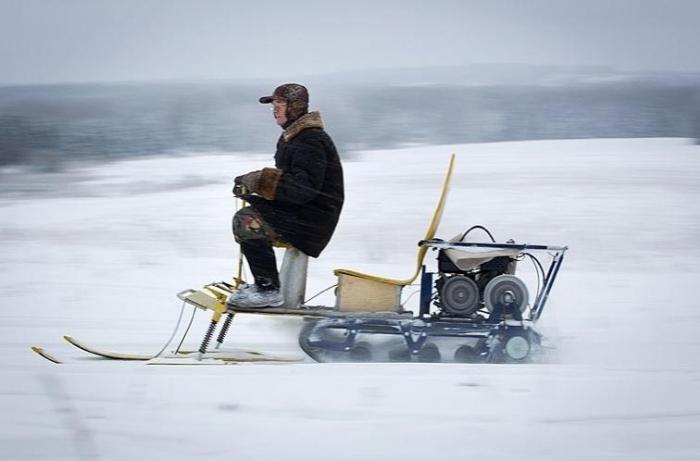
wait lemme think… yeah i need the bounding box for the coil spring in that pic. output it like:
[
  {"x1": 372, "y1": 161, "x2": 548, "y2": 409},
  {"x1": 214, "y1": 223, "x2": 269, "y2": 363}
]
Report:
[
  {"x1": 216, "y1": 313, "x2": 234, "y2": 346},
  {"x1": 198, "y1": 319, "x2": 218, "y2": 354}
]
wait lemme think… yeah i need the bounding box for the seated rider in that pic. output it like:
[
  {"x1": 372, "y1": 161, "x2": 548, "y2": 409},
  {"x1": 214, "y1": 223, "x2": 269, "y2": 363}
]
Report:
[{"x1": 227, "y1": 83, "x2": 345, "y2": 308}]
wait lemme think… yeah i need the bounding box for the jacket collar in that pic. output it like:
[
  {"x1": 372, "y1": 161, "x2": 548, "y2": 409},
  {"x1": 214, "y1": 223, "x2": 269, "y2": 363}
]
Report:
[{"x1": 283, "y1": 111, "x2": 324, "y2": 142}]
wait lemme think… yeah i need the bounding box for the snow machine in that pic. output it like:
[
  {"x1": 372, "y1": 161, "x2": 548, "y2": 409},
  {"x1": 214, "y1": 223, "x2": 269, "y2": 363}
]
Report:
[{"x1": 177, "y1": 154, "x2": 567, "y2": 363}]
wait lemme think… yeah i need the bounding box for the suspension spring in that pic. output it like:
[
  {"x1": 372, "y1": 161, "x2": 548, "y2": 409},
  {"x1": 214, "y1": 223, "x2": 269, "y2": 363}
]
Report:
[
  {"x1": 198, "y1": 319, "x2": 218, "y2": 355},
  {"x1": 215, "y1": 313, "x2": 235, "y2": 349}
]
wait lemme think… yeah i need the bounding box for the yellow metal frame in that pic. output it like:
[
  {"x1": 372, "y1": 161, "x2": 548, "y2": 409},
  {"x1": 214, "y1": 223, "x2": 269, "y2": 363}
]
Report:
[{"x1": 179, "y1": 280, "x2": 241, "y2": 315}]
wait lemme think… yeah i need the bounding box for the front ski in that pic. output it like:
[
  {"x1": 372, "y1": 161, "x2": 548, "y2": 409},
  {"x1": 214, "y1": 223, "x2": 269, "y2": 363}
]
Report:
[
  {"x1": 30, "y1": 346, "x2": 62, "y2": 364},
  {"x1": 63, "y1": 335, "x2": 304, "y2": 364},
  {"x1": 147, "y1": 351, "x2": 304, "y2": 365},
  {"x1": 64, "y1": 335, "x2": 152, "y2": 360}
]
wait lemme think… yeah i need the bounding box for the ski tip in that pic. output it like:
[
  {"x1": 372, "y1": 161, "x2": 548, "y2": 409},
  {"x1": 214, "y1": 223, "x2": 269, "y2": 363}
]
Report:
[
  {"x1": 62, "y1": 335, "x2": 151, "y2": 360},
  {"x1": 31, "y1": 346, "x2": 62, "y2": 364}
]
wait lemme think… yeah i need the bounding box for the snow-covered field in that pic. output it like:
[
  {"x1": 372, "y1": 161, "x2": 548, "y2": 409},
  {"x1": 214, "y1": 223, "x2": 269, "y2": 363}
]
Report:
[{"x1": 2, "y1": 138, "x2": 699, "y2": 460}]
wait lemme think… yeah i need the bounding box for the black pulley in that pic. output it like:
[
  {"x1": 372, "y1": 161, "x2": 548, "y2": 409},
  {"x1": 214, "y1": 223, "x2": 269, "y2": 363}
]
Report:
[
  {"x1": 483, "y1": 275, "x2": 529, "y2": 313},
  {"x1": 440, "y1": 275, "x2": 480, "y2": 316}
]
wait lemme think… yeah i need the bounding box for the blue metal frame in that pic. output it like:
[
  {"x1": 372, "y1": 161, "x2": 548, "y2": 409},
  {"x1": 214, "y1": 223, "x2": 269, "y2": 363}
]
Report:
[
  {"x1": 419, "y1": 266, "x2": 433, "y2": 317},
  {"x1": 418, "y1": 240, "x2": 567, "y2": 252},
  {"x1": 300, "y1": 239, "x2": 567, "y2": 362},
  {"x1": 418, "y1": 239, "x2": 567, "y2": 322},
  {"x1": 531, "y1": 251, "x2": 565, "y2": 321},
  {"x1": 306, "y1": 317, "x2": 496, "y2": 352}
]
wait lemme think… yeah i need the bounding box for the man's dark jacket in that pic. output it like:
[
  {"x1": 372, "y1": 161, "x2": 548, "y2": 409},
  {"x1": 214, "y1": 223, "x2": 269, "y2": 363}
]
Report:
[{"x1": 247, "y1": 111, "x2": 344, "y2": 258}]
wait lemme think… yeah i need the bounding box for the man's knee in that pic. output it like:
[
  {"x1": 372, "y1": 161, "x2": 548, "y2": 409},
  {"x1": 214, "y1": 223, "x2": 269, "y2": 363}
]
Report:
[{"x1": 232, "y1": 207, "x2": 277, "y2": 243}]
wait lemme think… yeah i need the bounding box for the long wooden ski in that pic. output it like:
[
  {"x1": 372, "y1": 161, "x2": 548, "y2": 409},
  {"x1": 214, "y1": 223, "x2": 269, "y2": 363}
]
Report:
[
  {"x1": 146, "y1": 352, "x2": 304, "y2": 365},
  {"x1": 62, "y1": 335, "x2": 304, "y2": 364}
]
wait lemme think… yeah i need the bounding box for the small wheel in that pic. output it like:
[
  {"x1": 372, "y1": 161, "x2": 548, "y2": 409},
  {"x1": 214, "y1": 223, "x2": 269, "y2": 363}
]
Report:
[
  {"x1": 388, "y1": 346, "x2": 411, "y2": 362},
  {"x1": 416, "y1": 343, "x2": 441, "y2": 363},
  {"x1": 348, "y1": 341, "x2": 373, "y2": 362},
  {"x1": 504, "y1": 335, "x2": 531, "y2": 361},
  {"x1": 454, "y1": 344, "x2": 481, "y2": 363}
]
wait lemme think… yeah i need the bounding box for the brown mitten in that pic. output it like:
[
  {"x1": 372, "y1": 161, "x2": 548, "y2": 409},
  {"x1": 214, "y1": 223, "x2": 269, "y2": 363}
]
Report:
[{"x1": 234, "y1": 170, "x2": 262, "y2": 193}]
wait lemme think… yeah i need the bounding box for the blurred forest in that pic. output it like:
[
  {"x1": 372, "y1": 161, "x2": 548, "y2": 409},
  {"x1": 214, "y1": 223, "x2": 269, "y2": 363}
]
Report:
[{"x1": 1, "y1": 75, "x2": 699, "y2": 170}]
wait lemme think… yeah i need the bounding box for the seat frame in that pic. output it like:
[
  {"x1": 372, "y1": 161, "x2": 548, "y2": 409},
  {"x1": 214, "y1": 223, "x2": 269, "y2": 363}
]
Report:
[{"x1": 334, "y1": 154, "x2": 456, "y2": 312}]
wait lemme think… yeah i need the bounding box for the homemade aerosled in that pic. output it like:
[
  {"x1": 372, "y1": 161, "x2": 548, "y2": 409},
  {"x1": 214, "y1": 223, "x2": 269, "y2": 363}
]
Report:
[{"x1": 178, "y1": 154, "x2": 568, "y2": 363}]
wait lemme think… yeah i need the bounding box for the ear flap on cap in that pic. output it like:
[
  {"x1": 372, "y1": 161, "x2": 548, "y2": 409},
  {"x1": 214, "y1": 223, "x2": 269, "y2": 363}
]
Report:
[{"x1": 287, "y1": 100, "x2": 309, "y2": 120}]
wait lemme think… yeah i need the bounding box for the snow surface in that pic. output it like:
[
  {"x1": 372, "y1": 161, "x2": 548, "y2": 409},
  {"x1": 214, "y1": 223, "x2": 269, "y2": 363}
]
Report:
[{"x1": 2, "y1": 138, "x2": 700, "y2": 460}]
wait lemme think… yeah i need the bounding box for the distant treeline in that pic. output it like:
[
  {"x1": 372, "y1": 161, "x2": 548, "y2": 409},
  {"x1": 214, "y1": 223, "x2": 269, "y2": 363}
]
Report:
[{"x1": 1, "y1": 81, "x2": 699, "y2": 169}]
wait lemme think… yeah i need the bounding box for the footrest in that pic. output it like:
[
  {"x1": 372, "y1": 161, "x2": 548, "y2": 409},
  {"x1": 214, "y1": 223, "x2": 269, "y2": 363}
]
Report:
[{"x1": 177, "y1": 287, "x2": 227, "y2": 313}]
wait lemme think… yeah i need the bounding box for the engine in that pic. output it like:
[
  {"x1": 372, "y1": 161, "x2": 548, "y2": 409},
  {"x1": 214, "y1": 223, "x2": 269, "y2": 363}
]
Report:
[{"x1": 434, "y1": 250, "x2": 528, "y2": 319}]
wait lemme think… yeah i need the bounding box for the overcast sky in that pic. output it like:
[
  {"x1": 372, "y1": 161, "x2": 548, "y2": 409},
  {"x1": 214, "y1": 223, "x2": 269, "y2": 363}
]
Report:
[{"x1": 1, "y1": 0, "x2": 699, "y2": 85}]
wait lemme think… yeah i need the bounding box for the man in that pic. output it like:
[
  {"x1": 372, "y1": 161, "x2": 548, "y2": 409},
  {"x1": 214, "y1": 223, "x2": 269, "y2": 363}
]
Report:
[{"x1": 226, "y1": 83, "x2": 344, "y2": 308}]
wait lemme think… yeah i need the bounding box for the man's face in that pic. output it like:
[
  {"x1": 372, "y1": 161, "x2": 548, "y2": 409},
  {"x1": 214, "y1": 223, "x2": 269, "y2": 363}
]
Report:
[{"x1": 272, "y1": 98, "x2": 288, "y2": 127}]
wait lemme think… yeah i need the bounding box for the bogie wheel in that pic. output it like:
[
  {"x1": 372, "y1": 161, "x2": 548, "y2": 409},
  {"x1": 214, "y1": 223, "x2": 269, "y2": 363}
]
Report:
[
  {"x1": 454, "y1": 344, "x2": 482, "y2": 363},
  {"x1": 416, "y1": 343, "x2": 441, "y2": 363},
  {"x1": 348, "y1": 341, "x2": 373, "y2": 362},
  {"x1": 388, "y1": 346, "x2": 411, "y2": 362},
  {"x1": 503, "y1": 334, "x2": 531, "y2": 362}
]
